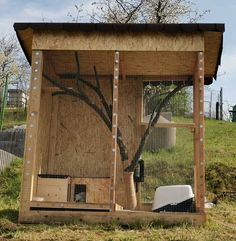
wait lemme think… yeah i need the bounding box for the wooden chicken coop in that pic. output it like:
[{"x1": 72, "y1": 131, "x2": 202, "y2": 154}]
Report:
[{"x1": 14, "y1": 22, "x2": 224, "y2": 225}]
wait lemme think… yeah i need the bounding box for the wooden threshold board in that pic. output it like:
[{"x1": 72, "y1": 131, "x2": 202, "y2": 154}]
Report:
[
  {"x1": 141, "y1": 122, "x2": 195, "y2": 129},
  {"x1": 30, "y1": 201, "x2": 110, "y2": 211},
  {"x1": 21, "y1": 209, "x2": 206, "y2": 225}
]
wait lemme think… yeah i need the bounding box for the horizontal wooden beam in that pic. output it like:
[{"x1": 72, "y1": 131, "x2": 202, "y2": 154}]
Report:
[
  {"x1": 141, "y1": 122, "x2": 195, "y2": 129},
  {"x1": 32, "y1": 31, "x2": 204, "y2": 52},
  {"x1": 20, "y1": 209, "x2": 206, "y2": 225},
  {"x1": 57, "y1": 73, "x2": 194, "y2": 82},
  {"x1": 30, "y1": 201, "x2": 110, "y2": 210}
]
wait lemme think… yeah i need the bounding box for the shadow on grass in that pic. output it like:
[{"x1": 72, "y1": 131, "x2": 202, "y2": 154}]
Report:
[
  {"x1": 96, "y1": 219, "x2": 189, "y2": 231},
  {"x1": 0, "y1": 209, "x2": 18, "y2": 223}
]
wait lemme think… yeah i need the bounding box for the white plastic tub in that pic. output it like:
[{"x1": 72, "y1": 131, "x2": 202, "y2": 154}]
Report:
[{"x1": 152, "y1": 185, "x2": 195, "y2": 212}]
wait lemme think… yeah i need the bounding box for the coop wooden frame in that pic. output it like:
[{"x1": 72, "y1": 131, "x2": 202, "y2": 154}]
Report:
[{"x1": 14, "y1": 22, "x2": 224, "y2": 225}]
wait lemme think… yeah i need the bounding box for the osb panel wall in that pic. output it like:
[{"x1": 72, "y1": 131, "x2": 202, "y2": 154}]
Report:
[
  {"x1": 33, "y1": 31, "x2": 204, "y2": 52},
  {"x1": 45, "y1": 50, "x2": 197, "y2": 77},
  {"x1": 115, "y1": 79, "x2": 142, "y2": 207},
  {"x1": 35, "y1": 55, "x2": 53, "y2": 175},
  {"x1": 46, "y1": 78, "x2": 142, "y2": 178},
  {"x1": 38, "y1": 50, "x2": 143, "y2": 206},
  {"x1": 52, "y1": 93, "x2": 112, "y2": 177},
  {"x1": 204, "y1": 32, "x2": 222, "y2": 76}
]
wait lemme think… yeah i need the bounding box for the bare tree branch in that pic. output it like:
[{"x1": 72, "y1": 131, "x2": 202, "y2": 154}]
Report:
[
  {"x1": 43, "y1": 73, "x2": 112, "y2": 131},
  {"x1": 44, "y1": 67, "x2": 128, "y2": 161},
  {"x1": 87, "y1": 0, "x2": 209, "y2": 24},
  {"x1": 124, "y1": 0, "x2": 144, "y2": 23}
]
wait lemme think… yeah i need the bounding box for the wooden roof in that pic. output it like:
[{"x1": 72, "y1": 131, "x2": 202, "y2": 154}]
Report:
[{"x1": 14, "y1": 23, "x2": 224, "y2": 84}]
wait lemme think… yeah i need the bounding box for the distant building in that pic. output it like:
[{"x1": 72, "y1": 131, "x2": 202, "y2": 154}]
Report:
[{"x1": 7, "y1": 89, "x2": 26, "y2": 108}]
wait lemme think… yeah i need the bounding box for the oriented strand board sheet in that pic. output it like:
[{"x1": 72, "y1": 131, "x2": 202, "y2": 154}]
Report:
[
  {"x1": 70, "y1": 178, "x2": 110, "y2": 204},
  {"x1": 36, "y1": 177, "x2": 70, "y2": 202},
  {"x1": 45, "y1": 50, "x2": 197, "y2": 77},
  {"x1": 33, "y1": 31, "x2": 204, "y2": 52}
]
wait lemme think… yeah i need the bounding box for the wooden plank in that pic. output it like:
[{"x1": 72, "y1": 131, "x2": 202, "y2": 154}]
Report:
[
  {"x1": 19, "y1": 209, "x2": 206, "y2": 226},
  {"x1": 141, "y1": 122, "x2": 195, "y2": 129},
  {"x1": 19, "y1": 50, "x2": 44, "y2": 222},
  {"x1": 33, "y1": 31, "x2": 204, "y2": 52},
  {"x1": 194, "y1": 52, "x2": 205, "y2": 212},
  {"x1": 51, "y1": 82, "x2": 112, "y2": 178},
  {"x1": 70, "y1": 178, "x2": 110, "y2": 204},
  {"x1": 43, "y1": 86, "x2": 60, "y2": 93},
  {"x1": 30, "y1": 201, "x2": 110, "y2": 210},
  {"x1": 18, "y1": 29, "x2": 222, "y2": 78},
  {"x1": 193, "y1": 65, "x2": 200, "y2": 210},
  {"x1": 36, "y1": 177, "x2": 70, "y2": 202},
  {"x1": 198, "y1": 52, "x2": 205, "y2": 212},
  {"x1": 42, "y1": 51, "x2": 199, "y2": 78},
  {"x1": 47, "y1": 96, "x2": 59, "y2": 173},
  {"x1": 110, "y1": 51, "x2": 120, "y2": 211},
  {"x1": 115, "y1": 203, "x2": 123, "y2": 211},
  {"x1": 35, "y1": 75, "x2": 54, "y2": 174},
  {"x1": 137, "y1": 203, "x2": 153, "y2": 212},
  {"x1": 204, "y1": 32, "x2": 223, "y2": 76}
]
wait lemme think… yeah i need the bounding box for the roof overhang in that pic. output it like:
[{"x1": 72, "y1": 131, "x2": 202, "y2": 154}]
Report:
[{"x1": 14, "y1": 23, "x2": 225, "y2": 85}]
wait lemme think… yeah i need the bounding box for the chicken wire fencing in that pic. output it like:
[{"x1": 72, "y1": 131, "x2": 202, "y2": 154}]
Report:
[
  {"x1": 143, "y1": 82, "x2": 231, "y2": 123},
  {"x1": 139, "y1": 81, "x2": 231, "y2": 207},
  {"x1": 140, "y1": 80, "x2": 194, "y2": 206}
]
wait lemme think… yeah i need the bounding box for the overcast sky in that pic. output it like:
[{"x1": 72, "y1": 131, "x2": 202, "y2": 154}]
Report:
[{"x1": 0, "y1": 0, "x2": 235, "y2": 106}]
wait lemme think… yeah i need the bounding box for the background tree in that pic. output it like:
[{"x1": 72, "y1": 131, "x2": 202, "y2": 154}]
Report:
[
  {"x1": 11, "y1": 57, "x2": 30, "y2": 113},
  {"x1": 83, "y1": 0, "x2": 209, "y2": 24},
  {"x1": 144, "y1": 83, "x2": 191, "y2": 117},
  {"x1": 0, "y1": 34, "x2": 30, "y2": 123},
  {"x1": 0, "y1": 35, "x2": 19, "y2": 86}
]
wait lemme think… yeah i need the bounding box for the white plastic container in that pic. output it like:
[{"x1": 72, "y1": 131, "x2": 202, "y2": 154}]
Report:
[{"x1": 152, "y1": 185, "x2": 194, "y2": 212}]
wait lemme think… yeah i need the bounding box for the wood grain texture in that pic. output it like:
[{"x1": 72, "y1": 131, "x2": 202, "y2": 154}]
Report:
[
  {"x1": 36, "y1": 177, "x2": 70, "y2": 202},
  {"x1": 193, "y1": 52, "x2": 205, "y2": 212},
  {"x1": 32, "y1": 31, "x2": 204, "y2": 52},
  {"x1": 110, "y1": 51, "x2": 119, "y2": 211},
  {"x1": 30, "y1": 201, "x2": 110, "y2": 210},
  {"x1": 19, "y1": 209, "x2": 206, "y2": 225},
  {"x1": 19, "y1": 50, "x2": 44, "y2": 222},
  {"x1": 70, "y1": 178, "x2": 110, "y2": 204}
]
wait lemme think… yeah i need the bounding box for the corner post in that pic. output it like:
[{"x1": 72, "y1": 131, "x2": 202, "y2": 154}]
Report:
[
  {"x1": 19, "y1": 50, "x2": 43, "y2": 222},
  {"x1": 194, "y1": 52, "x2": 205, "y2": 213},
  {"x1": 110, "y1": 51, "x2": 120, "y2": 211}
]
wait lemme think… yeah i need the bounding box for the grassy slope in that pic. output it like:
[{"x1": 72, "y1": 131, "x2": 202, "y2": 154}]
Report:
[
  {"x1": 142, "y1": 119, "x2": 236, "y2": 201},
  {"x1": 0, "y1": 120, "x2": 235, "y2": 240},
  {"x1": 205, "y1": 120, "x2": 236, "y2": 167}
]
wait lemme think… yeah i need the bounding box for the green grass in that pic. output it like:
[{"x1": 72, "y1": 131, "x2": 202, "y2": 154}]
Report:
[
  {"x1": 2, "y1": 108, "x2": 27, "y2": 129},
  {"x1": 205, "y1": 120, "x2": 236, "y2": 167},
  {"x1": 0, "y1": 119, "x2": 235, "y2": 240},
  {"x1": 141, "y1": 119, "x2": 236, "y2": 201},
  {"x1": 0, "y1": 159, "x2": 22, "y2": 223}
]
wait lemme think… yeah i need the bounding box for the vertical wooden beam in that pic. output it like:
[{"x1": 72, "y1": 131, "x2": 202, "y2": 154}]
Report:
[
  {"x1": 194, "y1": 52, "x2": 205, "y2": 213},
  {"x1": 47, "y1": 96, "x2": 59, "y2": 173},
  {"x1": 136, "y1": 80, "x2": 143, "y2": 208},
  {"x1": 19, "y1": 50, "x2": 43, "y2": 222},
  {"x1": 110, "y1": 51, "x2": 120, "y2": 211}
]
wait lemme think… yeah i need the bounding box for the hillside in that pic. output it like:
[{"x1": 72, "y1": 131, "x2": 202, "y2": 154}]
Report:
[{"x1": 0, "y1": 119, "x2": 235, "y2": 240}]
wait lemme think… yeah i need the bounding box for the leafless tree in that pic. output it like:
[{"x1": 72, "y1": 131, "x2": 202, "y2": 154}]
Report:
[
  {"x1": 0, "y1": 35, "x2": 19, "y2": 86},
  {"x1": 89, "y1": 0, "x2": 209, "y2": 24},
  {"x1": 12, "y1": 57, "x2": 31, "y2": 111},
  {"x1": 0, "y1": 34, "x2": 30, "y2": 109}
]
